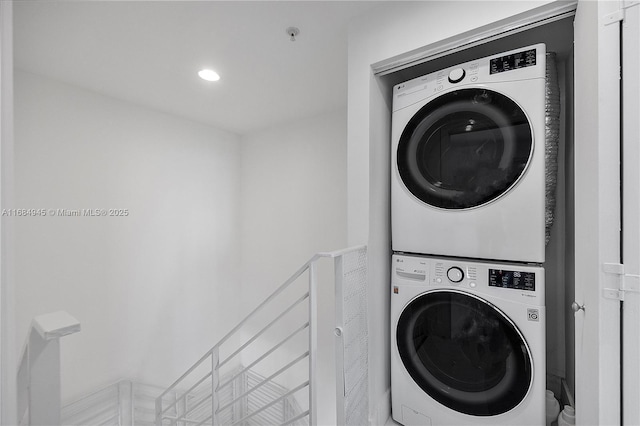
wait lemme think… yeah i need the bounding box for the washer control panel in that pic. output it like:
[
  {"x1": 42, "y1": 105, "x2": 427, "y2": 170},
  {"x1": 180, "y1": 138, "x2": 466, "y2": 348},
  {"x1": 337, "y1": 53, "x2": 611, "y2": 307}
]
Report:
[
  {"x1": 489, "y1": 268, "x2": 536, "y2": 291},
  {"x1": 434, "y1": 261, "x2": 477, "y2": 288},
  {"x1": 394, "y1": 255, "x2": 428, "y2": 283},
  {"x1": 392, "y1": 254, "x2": 544, "y2": 303}
]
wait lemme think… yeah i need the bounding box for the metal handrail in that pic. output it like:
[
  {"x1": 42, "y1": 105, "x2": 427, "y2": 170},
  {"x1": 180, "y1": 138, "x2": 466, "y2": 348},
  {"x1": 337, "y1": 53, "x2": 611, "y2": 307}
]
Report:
[
  {"x1": 282, "y1": 410, "x2": 311, "y2": 426},
  {"x1": 216, "y1": 351, "x2": 309, "y2": 414},
  {"x1": 173, "y1": 392, "x2": 212, "y2": 424},
  {"x1": 218, "y1": 292, "x2": 309, "y2": 368},
  {"x1": 155, "y1": 245, "x2": 366, "y2": 426},
  {"x1": 218, "y1": 322, "x2": 309, "y2": 391},
  {"x1": 193, "y1": 414, "x2": 212, "y2": 426},
  {"x1": 161, "y1": 417, "x2": 209, "y2": 425},
  {"x1": 160, "y1": 372, "x2": 212, "y2": 417},
  {"x1": 157, "y1": 256, "x2": 314, "y2": 403},
  {"x1": 159, "y1": 347, "x2": 214, "y2": 405},
  {"x1": 230, "y1": 381, "x2": 310, "y2": 426}
]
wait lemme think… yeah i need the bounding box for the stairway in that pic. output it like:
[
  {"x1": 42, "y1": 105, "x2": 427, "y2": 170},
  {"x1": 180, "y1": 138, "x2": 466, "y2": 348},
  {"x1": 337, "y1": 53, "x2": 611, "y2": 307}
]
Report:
[
  {"x1": 62, "y1": 381, "x2": 175, "y2": 426},
  {"x1": 154, "y1": 247, "x2": 369, "y2": 426},
  {"x1": 61, "y1": 373, "x2": 306, "y2": 426},
  {"x1": 19, "y1": 246, "x2": 368, "y2": 426}
]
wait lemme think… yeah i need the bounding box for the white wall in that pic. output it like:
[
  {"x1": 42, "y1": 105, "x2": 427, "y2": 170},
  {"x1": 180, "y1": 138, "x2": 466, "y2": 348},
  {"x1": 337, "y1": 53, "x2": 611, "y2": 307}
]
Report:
[
  {"x1": 346, "y1": 1, "x2": 555, "y2": 423},
  {"x1": 240, "y1": 110, "x2": 347, "y2": 308},
  {"x1": 0, "y1": 2, "x2": 16, "y2": 424},
  {"x1": 239, "y1": 110, "x2": 347, "y2": 424},
  {"x1": 14, "y1": 70, "x2": 241, "y2": 402}
]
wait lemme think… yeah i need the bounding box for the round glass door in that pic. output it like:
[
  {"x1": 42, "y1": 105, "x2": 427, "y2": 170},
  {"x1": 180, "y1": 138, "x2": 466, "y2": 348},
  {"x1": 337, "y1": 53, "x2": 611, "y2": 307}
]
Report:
[
  {"x1": 396, "y1": 290, "x2": 532, "y2": 416},
  {"x1": 397, "y1": 88, "x2": 533, "y2": 209}
]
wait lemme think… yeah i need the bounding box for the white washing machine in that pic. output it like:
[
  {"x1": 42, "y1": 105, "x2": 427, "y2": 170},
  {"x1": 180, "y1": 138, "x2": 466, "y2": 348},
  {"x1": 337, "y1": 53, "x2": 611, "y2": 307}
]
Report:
[
  {"x1": 391, "y1": 44, "x2": 546, "y2": 263},
  {"x1": 391, "y1": 254, "x2": 545, "y2": 426}
]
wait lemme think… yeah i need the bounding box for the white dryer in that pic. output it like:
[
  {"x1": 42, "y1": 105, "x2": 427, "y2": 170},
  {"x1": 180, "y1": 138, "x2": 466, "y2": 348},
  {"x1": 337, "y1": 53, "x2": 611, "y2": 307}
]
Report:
[
  {"x1": 390, "y1": 254, "x2": 545, "y2": 426},
  {"x1": 391, "y1": 44, "x2": 546, "y2": 263}
]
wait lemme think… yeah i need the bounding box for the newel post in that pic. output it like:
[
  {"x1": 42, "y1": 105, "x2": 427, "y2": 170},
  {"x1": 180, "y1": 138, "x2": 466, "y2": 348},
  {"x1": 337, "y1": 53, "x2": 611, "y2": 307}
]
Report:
[{"x1": 19, "y1": 311, "x2": 80, "y2": 426}]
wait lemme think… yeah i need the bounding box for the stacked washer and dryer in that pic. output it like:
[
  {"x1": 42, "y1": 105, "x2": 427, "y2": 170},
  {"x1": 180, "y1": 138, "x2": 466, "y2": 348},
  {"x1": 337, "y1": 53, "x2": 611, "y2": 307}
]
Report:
[{"x1": 391, "y1": 44, "x2": 550, "y2": 426}]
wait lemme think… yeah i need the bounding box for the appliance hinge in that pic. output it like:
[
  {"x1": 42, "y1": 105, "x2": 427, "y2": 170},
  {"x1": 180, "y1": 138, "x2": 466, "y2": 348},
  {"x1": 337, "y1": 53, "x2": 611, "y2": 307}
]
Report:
[
  {"x1": 603, "y1": 8, "x2": 625, "y2": 26},
  {"x1": 602, "y1": 2, "x2": 639, "y2": 26},
  {"x1": 603, "y1": 263, "x2": 640, "y2": 301}
]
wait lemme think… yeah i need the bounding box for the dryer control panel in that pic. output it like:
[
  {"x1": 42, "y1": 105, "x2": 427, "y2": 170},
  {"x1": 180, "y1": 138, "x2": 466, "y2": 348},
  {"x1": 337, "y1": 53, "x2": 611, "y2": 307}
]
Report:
[
  {"x1": 392, "y1": 43, "x2": 546, "y2": 113},
  {"x1": 490, "y1": 48, "x2": 537, "y2": 74}
]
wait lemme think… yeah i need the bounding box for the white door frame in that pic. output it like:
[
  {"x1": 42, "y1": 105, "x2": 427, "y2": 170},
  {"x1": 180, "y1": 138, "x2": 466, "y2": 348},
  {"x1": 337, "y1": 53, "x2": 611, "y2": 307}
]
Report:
[
  {"x1": 622, "y1": 2, "x2": 640, "y2": 425},
  {"x1": 574, "y1": 0, "x2": 623, "y2": 424}
]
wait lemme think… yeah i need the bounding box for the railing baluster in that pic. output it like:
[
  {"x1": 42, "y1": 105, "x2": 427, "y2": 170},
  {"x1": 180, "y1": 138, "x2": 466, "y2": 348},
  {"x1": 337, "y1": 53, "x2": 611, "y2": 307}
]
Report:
[
  {"x1": 117, "y1": 380, "x2": 133, "y2": 426},
  {"x1": 230, "y1": 381, "x2": 309, "y2": 426},
  {"x1": 180, "y1": 391, "x2": 187, "y2": 426},
  {"x1": 161, "y1": 372, "x2": 212, "y2": 417},
  {"x1": 216, "y1": 351, "x2": 309, "y2": 415},
  {"x1": 308, "y1": 260, "x2": 318, "y2": 426},
  {"x1": 334, "y1": 255, "x2": 346, "y2": 426},
  {"x1": 155, "y1": 392, "x2": 162, "y2": 426},
  {"x1": 211, "y1": 348, "x2": 219, "y2": 426},
  {"x1": 217, "y1": 322, "x2": 309, "y2": 391},
  {"x1": 218, "y1": 292, "x2": 309, "y2": 369}
]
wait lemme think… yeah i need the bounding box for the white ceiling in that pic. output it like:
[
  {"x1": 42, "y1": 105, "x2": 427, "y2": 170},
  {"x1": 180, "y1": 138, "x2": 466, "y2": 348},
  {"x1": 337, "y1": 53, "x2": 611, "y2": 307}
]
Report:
[{"x1": 14, "y1": 1, "x2": 381, "y2": 135}]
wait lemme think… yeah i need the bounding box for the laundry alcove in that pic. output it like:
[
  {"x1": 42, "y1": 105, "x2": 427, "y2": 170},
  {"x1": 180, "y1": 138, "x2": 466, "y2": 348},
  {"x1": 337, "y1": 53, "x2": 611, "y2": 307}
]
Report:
[
  {"x1": 346, "y1": 0, "x2": 630, "y2": 424},
  {"x1": 381, "y1": 6, "x2": 575, "y2": 402}
]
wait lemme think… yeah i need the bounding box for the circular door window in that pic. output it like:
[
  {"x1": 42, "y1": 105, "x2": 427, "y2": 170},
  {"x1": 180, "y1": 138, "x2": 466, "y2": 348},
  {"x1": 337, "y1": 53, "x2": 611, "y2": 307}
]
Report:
[
  {"x1": 396, "y1": 290, "x2": 532, "y2": 416},
  {"x1": 397, "y1": 89, "x2": 533, "y2": 209}
]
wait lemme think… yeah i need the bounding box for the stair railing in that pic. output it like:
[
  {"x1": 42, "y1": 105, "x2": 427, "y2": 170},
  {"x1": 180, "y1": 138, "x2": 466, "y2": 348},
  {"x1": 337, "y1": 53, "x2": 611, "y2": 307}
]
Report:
[
  {"x1": 155, "y1": 245, "x2": 367, "y2": 426},
  {"x1": 17, "y1": 311, "x2": 81, "y2": 426}
]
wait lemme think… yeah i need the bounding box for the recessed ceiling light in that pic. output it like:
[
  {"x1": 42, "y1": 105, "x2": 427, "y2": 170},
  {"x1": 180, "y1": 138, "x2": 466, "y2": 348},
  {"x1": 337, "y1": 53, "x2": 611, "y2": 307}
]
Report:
[{"x1": 198, "y1": 69, "x2": 220, "y2": 82}]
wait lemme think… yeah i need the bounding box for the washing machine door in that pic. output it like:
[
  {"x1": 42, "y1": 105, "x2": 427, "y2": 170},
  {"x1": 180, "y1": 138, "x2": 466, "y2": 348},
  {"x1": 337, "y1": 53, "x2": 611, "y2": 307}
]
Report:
[
  {"x1": 396, "y1": 290, "x2": 533, "y2": 416},
  {"x1": 397, "y1": 88, "x2": 533, "y2": 209}
]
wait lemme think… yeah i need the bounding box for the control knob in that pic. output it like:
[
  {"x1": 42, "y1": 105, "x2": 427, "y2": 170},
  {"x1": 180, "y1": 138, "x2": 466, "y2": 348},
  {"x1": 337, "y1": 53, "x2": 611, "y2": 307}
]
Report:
[
  {"x1": 448, "y1": 68, "x2": 466, "y2": 83},
  {"x1": 447, "y1": 267, "x2": 464, "y2": 283}
]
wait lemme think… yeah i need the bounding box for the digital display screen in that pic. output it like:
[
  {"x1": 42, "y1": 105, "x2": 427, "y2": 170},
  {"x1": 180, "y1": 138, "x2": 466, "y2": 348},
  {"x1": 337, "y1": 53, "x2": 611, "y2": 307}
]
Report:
[
  {"x1": 490, "y1": 49, "x2": 537, "y2": 74},
  {"x1": 489, "y1": 269, "x2": 535, "y2": 291}
]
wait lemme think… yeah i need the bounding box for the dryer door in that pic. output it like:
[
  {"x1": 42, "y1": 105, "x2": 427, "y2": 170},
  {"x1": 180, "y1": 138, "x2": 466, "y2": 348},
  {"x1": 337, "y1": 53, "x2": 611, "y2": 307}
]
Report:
[
  {"x1": 396, "y1": 88, "x2": 533, "y2": 209},
  {"x1": 396, "y1": 290, "x2": 533, "y2": 416}
]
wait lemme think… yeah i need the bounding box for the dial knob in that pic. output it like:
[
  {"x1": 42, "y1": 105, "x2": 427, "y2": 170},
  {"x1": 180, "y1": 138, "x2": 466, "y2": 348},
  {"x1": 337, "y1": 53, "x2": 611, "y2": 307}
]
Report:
[
  {"x1": 448, "y1": 68, "x2": 466, "y2": 83},
  {"x1": 447, "y1": 267, "x2": 464, "y2": 283}
]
